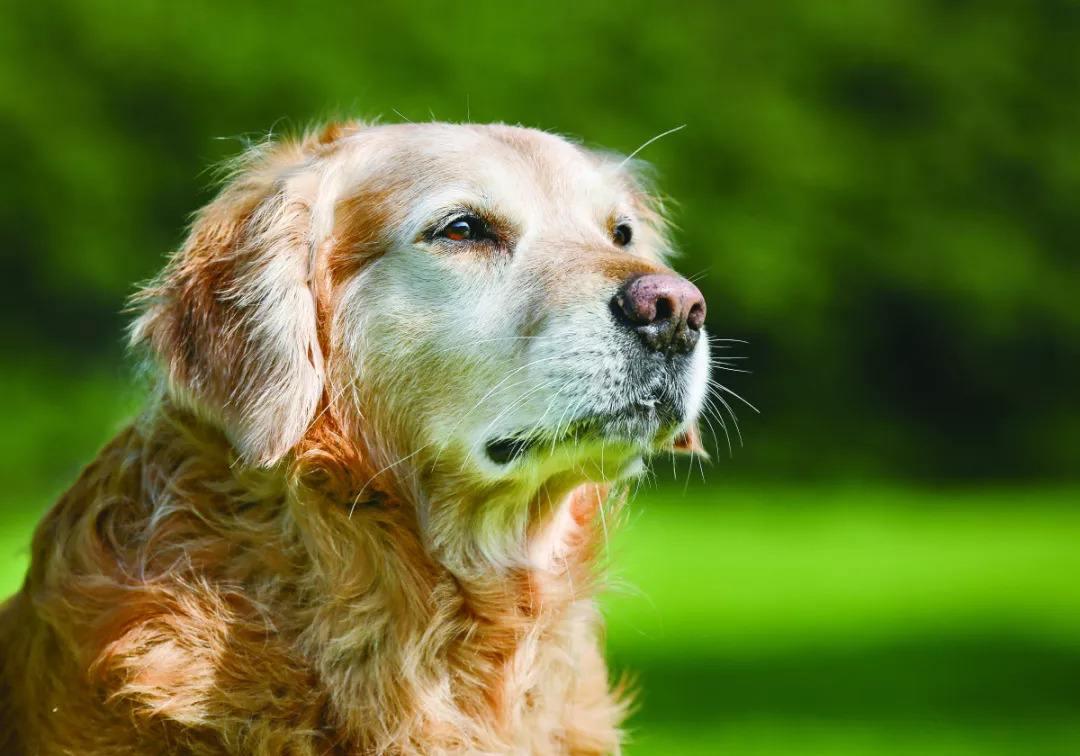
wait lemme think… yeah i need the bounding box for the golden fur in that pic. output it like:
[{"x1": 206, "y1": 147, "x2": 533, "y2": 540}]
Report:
[{"x1": 0, "y1": 121, "x2": 707, "y2": 754}]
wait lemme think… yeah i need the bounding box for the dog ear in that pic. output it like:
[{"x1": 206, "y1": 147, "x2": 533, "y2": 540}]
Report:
[{"x1": 130, "y1": 151, "x2": 324, "y2": 467}]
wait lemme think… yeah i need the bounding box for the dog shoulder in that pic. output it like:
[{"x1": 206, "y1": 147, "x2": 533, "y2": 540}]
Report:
[{"x1": 14, "y1": 422, "x2": 333, "y2": 752}]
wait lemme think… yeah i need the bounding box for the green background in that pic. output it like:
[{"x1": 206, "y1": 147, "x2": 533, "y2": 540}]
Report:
[{"x1": 1, "y1": 2, "x2": 1078, "y2": 753}]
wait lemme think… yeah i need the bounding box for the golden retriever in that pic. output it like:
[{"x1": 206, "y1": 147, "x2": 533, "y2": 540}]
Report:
[{"x1": 0, "y1": 121, "x2": 709, "y2": 755}]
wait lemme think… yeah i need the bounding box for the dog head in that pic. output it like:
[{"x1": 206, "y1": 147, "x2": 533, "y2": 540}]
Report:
[{"x1": 132, "y1": 122, "x2": 709, "y2": 543}]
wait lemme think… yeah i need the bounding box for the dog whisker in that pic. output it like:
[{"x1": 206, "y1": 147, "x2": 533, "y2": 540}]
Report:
[
  {"x1": 706, "y1": 378, "x2": 759, "y2": 414},
  {"x1": 618, "y1": 123, "x2": 687, "y2": 168}
]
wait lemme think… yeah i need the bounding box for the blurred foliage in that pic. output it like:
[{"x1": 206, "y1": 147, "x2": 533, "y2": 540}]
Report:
[{"x1": 2, "y1": 0, "x2": 1079, "y2": 481}]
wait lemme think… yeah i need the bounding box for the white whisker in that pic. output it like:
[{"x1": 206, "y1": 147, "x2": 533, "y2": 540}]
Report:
[{"x1": 618, "y1": 124, "x2": 687, "y2": 168}]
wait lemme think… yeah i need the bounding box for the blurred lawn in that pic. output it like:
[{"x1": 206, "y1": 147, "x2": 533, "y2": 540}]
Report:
[
  {"x1": 4, "y1": 478, "x2": 1078, "y2": 754},
  {"x1": 602, "y1": 486, "x2": 1080, "y2": 755}
]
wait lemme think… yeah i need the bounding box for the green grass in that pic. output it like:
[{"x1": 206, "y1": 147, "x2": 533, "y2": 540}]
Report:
[
  {"x1": 3, "y1": 483, "x2": 1079, "y2": 754},
  {"x1": 601, "y1": 485, "x2": 1080, "y2": 754}
]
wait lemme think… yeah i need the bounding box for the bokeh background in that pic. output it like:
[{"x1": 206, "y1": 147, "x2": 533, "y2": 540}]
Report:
[{"x1": 2, "y1": 2, "x2": 1079, "y2": 753}]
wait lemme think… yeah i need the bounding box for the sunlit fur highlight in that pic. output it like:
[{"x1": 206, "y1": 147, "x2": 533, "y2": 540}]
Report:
[{"x1": 0, "y1": 120, "x2": 704, "y2": 754}]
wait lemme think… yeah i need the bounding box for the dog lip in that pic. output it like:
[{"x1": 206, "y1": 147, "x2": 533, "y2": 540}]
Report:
[
  {"x1": 484, "y1": 400, "x2": 681, "y2": 465},
  {"x1": 485, "y1": 437, "x2": 534, "y2": 465}
]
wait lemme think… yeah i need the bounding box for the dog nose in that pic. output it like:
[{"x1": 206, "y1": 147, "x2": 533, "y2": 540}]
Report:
[{"x1": 612, "y1": 273, "x2": 706, "y2": 355}]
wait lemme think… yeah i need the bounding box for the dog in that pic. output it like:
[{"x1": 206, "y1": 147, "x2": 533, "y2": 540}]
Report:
[{"x1": 0, "y1": 121, "x2": 710, "y2": 755}]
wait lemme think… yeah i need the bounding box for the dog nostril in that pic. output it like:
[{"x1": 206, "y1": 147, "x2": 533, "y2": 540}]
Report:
[
  {"x1": 687, "y1": 301, "x2": 705, "y2": 331},
  {"x1": 653, "y1": 296, "x2": 674, "y2": 324}
]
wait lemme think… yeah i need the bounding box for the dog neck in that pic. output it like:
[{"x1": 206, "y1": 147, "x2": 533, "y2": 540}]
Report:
[{"x1": 282, "y1": 406, "x2": 619, "y2": 745}]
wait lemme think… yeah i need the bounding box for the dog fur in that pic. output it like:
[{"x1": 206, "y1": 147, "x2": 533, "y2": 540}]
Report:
[{"x1": 0, "y1": 121, "x2": 708, "y2": 755}]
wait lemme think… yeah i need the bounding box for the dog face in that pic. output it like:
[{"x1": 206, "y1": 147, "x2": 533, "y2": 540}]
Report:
[
  {"x1": 330, "y1": 124, "x2": 708, "y2": 489},
  {"x1": 133, "y1": 123, "x2": 708, "y2": 509}
]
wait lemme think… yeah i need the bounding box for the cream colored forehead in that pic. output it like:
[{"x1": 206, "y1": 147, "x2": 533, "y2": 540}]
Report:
[{"x1": 327, "y1": 124, "x2": 631, "y2": 237}]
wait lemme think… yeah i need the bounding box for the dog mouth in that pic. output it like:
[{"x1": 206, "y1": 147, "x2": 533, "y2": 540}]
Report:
[
  {"x1": 485, "y1": 436, "x2": 541, "y2": 465},
  {"x1": 484, "y1": 400, "x2": 679, "y2": 466}
]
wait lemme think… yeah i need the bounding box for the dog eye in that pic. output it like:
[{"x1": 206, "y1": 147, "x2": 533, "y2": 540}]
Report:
[
  {"x1": 612, "y1": 222, "x2": 633, "y2": 247},
  {"x1": 439, "y1": 215, "x2": 485, "y2": 242}
]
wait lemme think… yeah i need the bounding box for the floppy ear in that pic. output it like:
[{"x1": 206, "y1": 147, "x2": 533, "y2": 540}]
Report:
[{"x1": 130, "y1": 157, "x2": 324, "y2": 467}]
